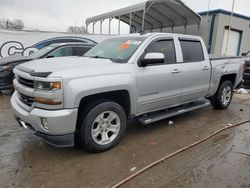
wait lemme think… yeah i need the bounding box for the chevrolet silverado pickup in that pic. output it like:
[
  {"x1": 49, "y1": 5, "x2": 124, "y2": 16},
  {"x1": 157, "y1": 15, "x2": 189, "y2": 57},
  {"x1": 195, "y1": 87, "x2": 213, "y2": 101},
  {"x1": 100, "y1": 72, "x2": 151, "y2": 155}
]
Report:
[{"x1": 11, "y1": 33, "x2": 244, "y2": 152}]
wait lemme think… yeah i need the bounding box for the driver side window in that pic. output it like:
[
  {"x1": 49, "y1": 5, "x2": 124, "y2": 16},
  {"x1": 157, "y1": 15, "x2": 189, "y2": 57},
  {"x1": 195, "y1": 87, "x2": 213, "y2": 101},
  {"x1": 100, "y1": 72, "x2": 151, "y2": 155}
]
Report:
[{"x1": 146, "y1": 40, "x2": 176, "y2": 64}]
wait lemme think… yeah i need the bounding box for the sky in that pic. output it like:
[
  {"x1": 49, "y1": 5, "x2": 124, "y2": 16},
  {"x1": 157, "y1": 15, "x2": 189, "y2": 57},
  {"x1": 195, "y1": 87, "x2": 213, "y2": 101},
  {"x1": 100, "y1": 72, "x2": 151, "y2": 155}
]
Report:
[{"x1": 0, "y1": 0, "x2": 250, "y2": 33}]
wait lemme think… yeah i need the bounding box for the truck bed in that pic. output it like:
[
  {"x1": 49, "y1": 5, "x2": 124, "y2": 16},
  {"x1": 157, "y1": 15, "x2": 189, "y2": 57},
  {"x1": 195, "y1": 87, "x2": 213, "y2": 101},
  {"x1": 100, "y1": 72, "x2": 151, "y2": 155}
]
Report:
[{"x1": 209, "y1": 54, "x2": 241, "y2": 61}]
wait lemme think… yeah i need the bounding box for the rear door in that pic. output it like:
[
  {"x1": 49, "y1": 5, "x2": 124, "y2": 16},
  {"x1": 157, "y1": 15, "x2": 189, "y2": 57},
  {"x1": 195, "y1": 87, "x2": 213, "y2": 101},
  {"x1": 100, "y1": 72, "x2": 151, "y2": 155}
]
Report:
[
  {"x1": 178, "y1": 38, "x2": 211, "y2": 102},
  {"x1": 135, "y1": 38, "x2": 182, "y2": 114}
]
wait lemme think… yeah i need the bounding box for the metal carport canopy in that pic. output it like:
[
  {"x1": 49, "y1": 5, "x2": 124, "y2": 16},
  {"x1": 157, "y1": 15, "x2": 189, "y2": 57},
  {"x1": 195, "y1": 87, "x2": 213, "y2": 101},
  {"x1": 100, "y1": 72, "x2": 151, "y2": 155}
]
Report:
[{"x1": 86, "y1": 0, "x2": 201, "y2": 33}]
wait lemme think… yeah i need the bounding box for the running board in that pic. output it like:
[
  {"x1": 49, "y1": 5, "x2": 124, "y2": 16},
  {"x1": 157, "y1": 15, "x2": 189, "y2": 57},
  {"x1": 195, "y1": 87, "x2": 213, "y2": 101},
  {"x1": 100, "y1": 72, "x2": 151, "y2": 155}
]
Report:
[{"x1": 139, "y1": 100, "x2": 211, "y2": 125}]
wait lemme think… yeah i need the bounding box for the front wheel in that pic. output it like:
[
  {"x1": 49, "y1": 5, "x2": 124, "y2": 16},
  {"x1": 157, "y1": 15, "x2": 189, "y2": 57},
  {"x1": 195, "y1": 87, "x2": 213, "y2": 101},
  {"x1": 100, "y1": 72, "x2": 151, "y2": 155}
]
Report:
[
  {"x1": 78, "y1": 101, "x2": 127, "y2": 152},
  {"x1": 210, "y1": 80, "x2": 233, "y2": 109}
]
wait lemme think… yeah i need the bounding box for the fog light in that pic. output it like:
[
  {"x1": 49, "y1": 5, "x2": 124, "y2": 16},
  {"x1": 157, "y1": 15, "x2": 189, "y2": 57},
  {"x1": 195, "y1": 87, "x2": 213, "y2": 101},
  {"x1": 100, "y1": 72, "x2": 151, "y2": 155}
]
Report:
[{"x1": 41, "y1": 117, "x2": 49, "y2": 130}]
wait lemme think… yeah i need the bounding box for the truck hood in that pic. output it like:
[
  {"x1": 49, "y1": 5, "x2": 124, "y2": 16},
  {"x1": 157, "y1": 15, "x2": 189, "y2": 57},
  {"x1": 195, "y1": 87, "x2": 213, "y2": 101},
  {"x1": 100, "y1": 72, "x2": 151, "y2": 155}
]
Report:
[{"x1": 16, "y1": 56, "x2": 132, "y2": 78}]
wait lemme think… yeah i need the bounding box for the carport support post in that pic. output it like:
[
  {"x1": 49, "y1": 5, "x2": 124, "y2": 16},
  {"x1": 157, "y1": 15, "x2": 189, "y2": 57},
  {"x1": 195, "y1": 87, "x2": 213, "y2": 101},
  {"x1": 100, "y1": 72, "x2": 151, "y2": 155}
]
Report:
[
  {"x1": 92, "y1": 21, "x2": 96, "y2": 34},
  {"x1": 129, "y1": 13, "x2": 132, "y2": 33},
  {"x1": 100, "y1": 20, "x2": 104, "y2": 34},
  {"x1": 142, "y1": 9, "x2": 146, "y2": 32},
  {"x1": 118, "y1": 17, "x2": 121, "y2": 35},
  {"x1": 109, "y1": 18, "x2": 112, "y2": 35},
  {"x1": 197, "y1": 23, "x2": 200, "y2": 34},
  {"x1": 86, "y1": 23, "x2": 89, "y2": 34}
]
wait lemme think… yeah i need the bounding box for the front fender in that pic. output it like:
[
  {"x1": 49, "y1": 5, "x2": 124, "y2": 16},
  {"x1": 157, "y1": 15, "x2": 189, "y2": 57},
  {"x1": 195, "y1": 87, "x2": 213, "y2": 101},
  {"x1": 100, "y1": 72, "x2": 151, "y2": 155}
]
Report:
[{"x1": 64, "y1": 73, "x2": 137, "y2": 115}]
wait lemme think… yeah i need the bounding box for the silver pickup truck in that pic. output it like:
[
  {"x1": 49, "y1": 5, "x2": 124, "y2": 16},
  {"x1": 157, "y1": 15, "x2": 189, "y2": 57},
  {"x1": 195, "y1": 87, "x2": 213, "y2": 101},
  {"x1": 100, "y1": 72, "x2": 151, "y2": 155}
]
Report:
[{"x1": 11, "y1": 33, "x2": 244, "y2": 152}]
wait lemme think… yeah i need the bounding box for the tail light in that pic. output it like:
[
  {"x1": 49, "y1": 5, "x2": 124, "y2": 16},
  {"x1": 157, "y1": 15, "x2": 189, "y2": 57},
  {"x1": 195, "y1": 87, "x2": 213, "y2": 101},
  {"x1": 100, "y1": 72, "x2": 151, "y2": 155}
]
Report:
[{"x1": 243, "y1": 63, "x2": 247, "y2": 75}]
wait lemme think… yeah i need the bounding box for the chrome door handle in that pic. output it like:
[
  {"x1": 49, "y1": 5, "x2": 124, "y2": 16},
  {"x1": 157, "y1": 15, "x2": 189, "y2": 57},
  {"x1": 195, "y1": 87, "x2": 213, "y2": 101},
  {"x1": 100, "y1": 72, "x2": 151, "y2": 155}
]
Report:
[
  {"x1": 172, "y1": 69, "x2": 181, "y2": 73},
  {"x1": 202, "y1": 66, "x2": 209, "y2": 70}
]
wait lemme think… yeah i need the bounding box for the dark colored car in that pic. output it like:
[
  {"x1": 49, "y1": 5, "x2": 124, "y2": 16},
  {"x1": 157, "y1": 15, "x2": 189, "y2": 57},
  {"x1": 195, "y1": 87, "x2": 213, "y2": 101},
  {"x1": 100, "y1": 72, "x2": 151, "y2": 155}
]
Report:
[
  {"x1": 242, "y1": 51, "x2": 250, "y2": 87},
  {"x1": 0, "y1": 42, "x2": 95, "y2": 92}
]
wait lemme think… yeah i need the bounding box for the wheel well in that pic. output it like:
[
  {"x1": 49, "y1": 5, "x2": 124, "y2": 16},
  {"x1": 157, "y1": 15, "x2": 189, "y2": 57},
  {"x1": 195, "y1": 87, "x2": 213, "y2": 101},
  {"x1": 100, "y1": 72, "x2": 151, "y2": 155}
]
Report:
[
  {"x1": 78, "y1": 90, "x2": 131, "y2": 117},
  {"x1": 220, "y1": 74, "x2": 236, "y2": 86},
  {"x1": 74, "y1": 90, "x2": 131, "y2": 146}
]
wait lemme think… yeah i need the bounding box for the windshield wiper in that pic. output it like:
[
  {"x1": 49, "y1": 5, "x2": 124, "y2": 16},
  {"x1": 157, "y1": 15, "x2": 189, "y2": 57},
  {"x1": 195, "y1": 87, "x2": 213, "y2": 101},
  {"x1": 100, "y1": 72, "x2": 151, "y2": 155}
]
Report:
[
  {"x1": 85, "y1": 55, "x2": 121, "y2": 63},
  {"x1": 87, "y1": 55, "x2": 109, "y2": 59}
]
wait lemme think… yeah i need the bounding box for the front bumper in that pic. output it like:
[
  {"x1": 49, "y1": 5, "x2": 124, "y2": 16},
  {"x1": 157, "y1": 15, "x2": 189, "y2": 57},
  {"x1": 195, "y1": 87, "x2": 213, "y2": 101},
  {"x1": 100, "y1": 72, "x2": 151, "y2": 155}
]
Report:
[
  {"x1": 15, "y1": 117, "x2": 75, "y2": 147},
  {"x1": 11, "y1": 92, "x2": 78, "y2": 147}
]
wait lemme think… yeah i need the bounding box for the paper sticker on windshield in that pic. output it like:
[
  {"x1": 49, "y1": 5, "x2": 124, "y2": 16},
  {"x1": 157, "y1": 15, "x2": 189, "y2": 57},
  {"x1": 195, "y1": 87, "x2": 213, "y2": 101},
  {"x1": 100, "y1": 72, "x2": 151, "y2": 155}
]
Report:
[{"x1": 120, "y1": 40, "x2": 142, "y2": 49}]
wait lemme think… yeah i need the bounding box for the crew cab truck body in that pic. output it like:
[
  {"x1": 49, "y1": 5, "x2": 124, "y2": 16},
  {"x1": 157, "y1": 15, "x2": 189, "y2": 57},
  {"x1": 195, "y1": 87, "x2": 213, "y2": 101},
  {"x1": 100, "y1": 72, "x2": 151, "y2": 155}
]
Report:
[{"x1": 11, "y1": 33, "x2": 244, "y2": 152}]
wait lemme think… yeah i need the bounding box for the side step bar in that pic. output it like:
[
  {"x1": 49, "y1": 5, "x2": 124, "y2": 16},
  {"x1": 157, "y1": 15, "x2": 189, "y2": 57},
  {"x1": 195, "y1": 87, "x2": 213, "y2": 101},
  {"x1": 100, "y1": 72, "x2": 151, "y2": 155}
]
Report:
[{"x1": 138, "y1": 100, "x2": 211, "y2": 125}]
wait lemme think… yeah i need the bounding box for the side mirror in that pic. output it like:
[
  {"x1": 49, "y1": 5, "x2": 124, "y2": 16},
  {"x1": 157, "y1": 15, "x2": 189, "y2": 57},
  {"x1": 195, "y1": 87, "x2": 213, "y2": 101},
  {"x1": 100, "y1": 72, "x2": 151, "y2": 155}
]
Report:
[
  {"x1": 242, "y1": 53, "x2": 247, "y2": 57},
  {"x1": 140, "y1": 53, "x2": 165, "y2": 67},
  {"x1": 46, "y1": 55, "x2": 54, "y2": 58}
]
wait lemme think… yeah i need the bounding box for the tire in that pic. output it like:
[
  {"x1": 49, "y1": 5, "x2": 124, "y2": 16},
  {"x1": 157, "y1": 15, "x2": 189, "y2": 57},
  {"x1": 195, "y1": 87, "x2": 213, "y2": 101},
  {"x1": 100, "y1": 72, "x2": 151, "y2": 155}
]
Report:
[
  {"x1": 78, "y1": 100, "x2": 127, "y2": 153},
  {"x1": 210, "y1": 80, "x2": 233, "y2": 109}
]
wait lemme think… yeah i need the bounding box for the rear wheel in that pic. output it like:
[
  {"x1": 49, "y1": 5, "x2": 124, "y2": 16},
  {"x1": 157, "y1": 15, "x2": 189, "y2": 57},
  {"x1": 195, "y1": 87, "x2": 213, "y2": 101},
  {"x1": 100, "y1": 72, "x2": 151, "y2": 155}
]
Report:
[
  {"x1": 210, "y1": 80, "x2": 233, "y2": 109},
  {"x1": 78, "y1": 100, "x2": 127, "y2": 152}
]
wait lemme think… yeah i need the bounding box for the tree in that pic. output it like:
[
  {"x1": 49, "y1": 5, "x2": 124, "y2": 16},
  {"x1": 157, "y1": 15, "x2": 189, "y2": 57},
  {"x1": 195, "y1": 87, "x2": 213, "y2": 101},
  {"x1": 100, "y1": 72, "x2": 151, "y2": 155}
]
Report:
[
  {"x1": 0, "y1": 19, "x2": 24, "y2": 30},
  {"x1": 11, "y1": 19, "x2": 24, "y2": 30},
  {"x1": 67, "y1": 25, "x2": 88, "y2": 34}
]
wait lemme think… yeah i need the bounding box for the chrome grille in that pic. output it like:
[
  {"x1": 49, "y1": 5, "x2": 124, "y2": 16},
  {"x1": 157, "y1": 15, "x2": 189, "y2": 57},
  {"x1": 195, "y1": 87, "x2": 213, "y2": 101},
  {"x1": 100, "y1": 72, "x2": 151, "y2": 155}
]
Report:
[
  {"x1": 17, "y1": 76, "x2": 34, "y2": 88},
  {"x1": 18, "y1": 92, "x2": 34, "y2": 106}
]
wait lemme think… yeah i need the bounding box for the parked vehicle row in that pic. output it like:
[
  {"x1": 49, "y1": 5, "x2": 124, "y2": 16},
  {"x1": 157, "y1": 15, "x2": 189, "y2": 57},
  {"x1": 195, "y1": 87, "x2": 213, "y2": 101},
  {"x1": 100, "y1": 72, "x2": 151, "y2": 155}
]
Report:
[
  {"x1": 11, "y1": 33, "x2": 245, "y2": 152},
  {"x1": 0, "y1": 42, "x2": 95, "y2": 93}
]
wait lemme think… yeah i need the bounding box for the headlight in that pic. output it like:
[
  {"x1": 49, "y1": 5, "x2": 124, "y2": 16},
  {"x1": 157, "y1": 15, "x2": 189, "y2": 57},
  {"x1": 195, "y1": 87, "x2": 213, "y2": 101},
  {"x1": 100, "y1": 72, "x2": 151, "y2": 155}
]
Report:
[
  {"x1": 0, "y1": 65, "x2": 11, "y2": 71},
  {"x1": 34, "y1": 81, "x2": 61, "y2": 91}
]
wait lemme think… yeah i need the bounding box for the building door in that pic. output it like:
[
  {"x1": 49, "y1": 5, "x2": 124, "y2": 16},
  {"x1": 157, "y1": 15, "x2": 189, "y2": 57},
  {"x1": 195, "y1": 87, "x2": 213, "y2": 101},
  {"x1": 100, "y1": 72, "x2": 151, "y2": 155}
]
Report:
[{"x1": 222, "y1": 28, "x2": 242, "y2": 56}]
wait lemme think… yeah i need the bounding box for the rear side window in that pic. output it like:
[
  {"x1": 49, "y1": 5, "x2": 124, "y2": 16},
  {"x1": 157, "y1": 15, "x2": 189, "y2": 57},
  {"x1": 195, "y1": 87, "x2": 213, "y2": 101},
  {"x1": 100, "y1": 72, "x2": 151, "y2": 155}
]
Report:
[
  {"x1": 180, "y1": 40, "x2": 204, "y2": 62},
  {"x1": 146, "y1": 40, "x2": 176, "y2": 64},
  {"x1": 75, "y1": 47, "x2": 91, "y2": 56}
]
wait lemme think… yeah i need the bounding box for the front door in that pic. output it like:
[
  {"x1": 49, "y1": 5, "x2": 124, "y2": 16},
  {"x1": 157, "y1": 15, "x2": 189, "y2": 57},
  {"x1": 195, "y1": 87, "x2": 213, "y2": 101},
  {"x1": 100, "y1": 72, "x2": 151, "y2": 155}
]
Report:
[{"x1": 135, "y1": 39, "x2": 182, "y2": 114}]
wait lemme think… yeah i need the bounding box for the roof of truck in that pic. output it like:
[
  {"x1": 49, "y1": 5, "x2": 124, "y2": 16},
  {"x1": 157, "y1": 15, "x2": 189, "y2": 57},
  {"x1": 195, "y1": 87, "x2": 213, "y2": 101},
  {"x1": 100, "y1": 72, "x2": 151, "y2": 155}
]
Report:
[{"x1": 112, "y1": 32, "x2": 202, "y2": 39}]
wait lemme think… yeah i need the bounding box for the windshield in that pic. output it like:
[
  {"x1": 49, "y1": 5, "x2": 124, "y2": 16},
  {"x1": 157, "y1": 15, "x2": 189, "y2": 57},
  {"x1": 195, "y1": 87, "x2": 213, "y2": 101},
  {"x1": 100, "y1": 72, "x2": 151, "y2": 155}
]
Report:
[
  {"x1": 84, "y1": 37, "x2": 146, "y2": 63},
  {"x1": 29, "y1": 46, "x2": 55, "y2": 59}
]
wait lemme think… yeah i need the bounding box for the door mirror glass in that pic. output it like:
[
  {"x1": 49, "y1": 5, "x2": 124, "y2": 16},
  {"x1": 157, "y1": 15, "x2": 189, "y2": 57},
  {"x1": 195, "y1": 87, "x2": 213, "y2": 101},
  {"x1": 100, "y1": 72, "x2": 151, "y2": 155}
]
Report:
[{"x1": 140, "y1": 53, "x2": 165, "y2": 67}]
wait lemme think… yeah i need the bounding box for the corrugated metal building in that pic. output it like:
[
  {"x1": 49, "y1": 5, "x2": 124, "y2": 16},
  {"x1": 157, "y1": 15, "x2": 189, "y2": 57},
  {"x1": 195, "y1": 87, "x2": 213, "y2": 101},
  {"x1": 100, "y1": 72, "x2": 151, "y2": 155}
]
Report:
[
  {"x1": 162, "y1": 9, "x2": 250, "y2": 56},
  {"x1": 200, "y1": 9, "x2": 250, "y2": 56}
]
